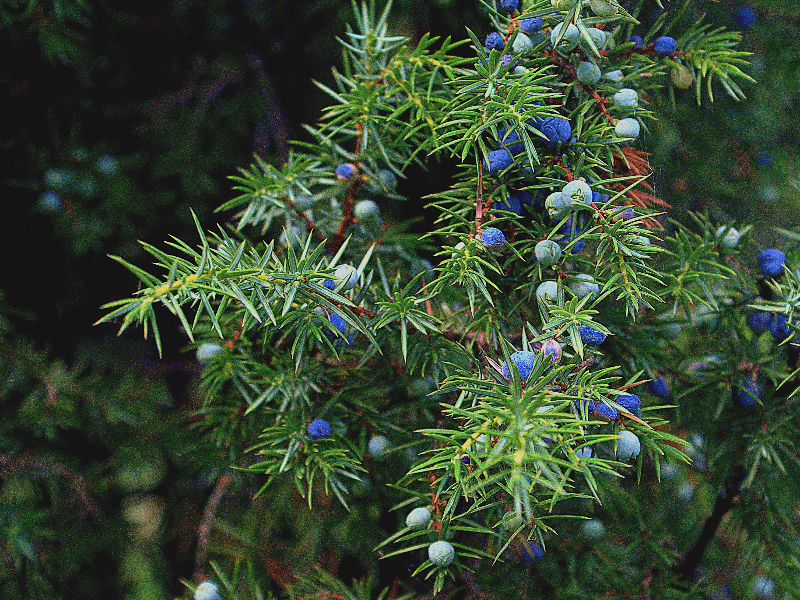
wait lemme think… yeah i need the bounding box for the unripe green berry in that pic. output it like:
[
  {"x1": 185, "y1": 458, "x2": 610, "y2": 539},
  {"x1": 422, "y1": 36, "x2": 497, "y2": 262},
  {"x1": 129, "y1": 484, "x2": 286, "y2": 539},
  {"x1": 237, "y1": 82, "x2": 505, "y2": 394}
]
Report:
[
  {"x1": 615, "y1": 117, "x2": 640, "y2": 139},
  {"x1": 333, "y1": 264, "x2": 359, "y2": 290},
  {"x1": 354, "y1": 199, "x2": 380, "y2": 220},
  {"x1": 512, "y1": 32, "x2": 534, "y2": 56},
  {"x1": 589, "y1": 0, "x2": 617, "y2": 17},
  {"x1": 550, "y1": 22, "x2": 580, "y2": 52},
  {"x1": 428, "y1": 540, "x2": 455, "y2": 567},
  {"x1": 535, "y1": 240, "x2": 562, "y2": 266},
  {"x1": 406, "y1": 507, "x2": 433, "y2": 529},
  {"x1": 536, "y1": 281, "x2": 559, "y2": 302},
  {"x1": 568, "y1": 274, "x2": 599, "y2": 298},
  {"x1": 715, "y1": 226, "x2": 740, "y2": 249},
  {"x1": 561, "y1": 179, "x2": 593, "y2": 207},
  {"x1": 671, "y1": 64, "x2": 693, "y2": 89},
  {"x1": 576, "y1": 61, "x2": 602, "y2": 85},
  {"x1": 613, "y1": 88, "x2": 639, "y2": 107},
  {"x1": 551, "y1": 0, "x2": 577, "y2": 9},
  {"x1": 545, "y1": 191, "x2": 570, "y2": 219}
]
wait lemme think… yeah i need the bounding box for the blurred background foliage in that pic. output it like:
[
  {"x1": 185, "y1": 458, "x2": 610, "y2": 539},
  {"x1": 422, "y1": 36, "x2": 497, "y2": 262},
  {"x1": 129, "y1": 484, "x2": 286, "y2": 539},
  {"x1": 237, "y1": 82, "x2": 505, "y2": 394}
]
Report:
[{"x1": 1, "y1": 0, "x2": 799, "y2": 598}]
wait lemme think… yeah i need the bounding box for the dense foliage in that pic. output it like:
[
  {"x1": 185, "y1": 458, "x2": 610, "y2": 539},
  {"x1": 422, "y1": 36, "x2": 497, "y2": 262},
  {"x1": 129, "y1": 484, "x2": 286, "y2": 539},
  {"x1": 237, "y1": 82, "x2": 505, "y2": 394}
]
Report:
[{"x1": 5, "y1": 0, "x2": 800, "y2": 598}]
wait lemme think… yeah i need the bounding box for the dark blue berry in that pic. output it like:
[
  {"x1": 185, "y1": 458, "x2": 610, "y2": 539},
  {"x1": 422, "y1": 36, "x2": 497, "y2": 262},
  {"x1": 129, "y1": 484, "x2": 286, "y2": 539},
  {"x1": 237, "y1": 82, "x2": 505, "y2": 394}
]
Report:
[
  {"x1": 336, "y1": 163, "x2": 357, "y2": 180},
  {"x1": 770, "y1": 314, "x2": 793, "y2": 341},
  {"x1": 648, "y1": 376, "x2": 670, "y2": 400},
  {"x1": 485, "y1": 32, "x2": 505, "y2": 52},
  {"x1": 758, "y1": 248, "x2": 786, "y2": 278},
  {"x1": 754, "y1": 152, "x2": 773, "y2": 168},
  {"x1": 519, "y1": 17, "x2": 543, "y2": 34},
  {"x1": 501, "y1": 54, "x2": 518, "y2": 69},
  {"x1": 498, "y1": 127, "x2": 525, "y2": 154},
  {"x1": 329, "y1": 313, "x2": 347, "y2": 334},
  {"x1": 501, "y1": 350, "x2": 536, "y2": 381},
  {"x1": 521, "y1": 541, "x2": 545, "y2": 563},
  {"x1": 734, "y1": 5, "x2": 758, "y2": 29},
  {"x1": 736, "y1": 377, "x2": 760, "y2": 407},
  {"x1": 501, "y1": 0, "x2": 519, "y2": 13},
  {"x1": 616, "y1": 393, "x2": 641, "y2": 414},
  {"x1": 480, "y1": 227, "x2": 506, "y2": 250},
  {"x1": 307, "y1": 419, "x2": 332, "y2": 439},
  {"x1": 540, "y1": 117, "x2": 572, "y2": 146},
  {"x1": 579, "y1": 325, "x2": 606, "y2": 346},
  {"x1": 629, "y1": 35, "x2": 644, "y2": 49},
  {"x1": 594, "y1": 402, "x2": 618, "y2": 421},
  {"x1": 324, "y1": 278, "x2": 336, "y2": 290},
  {"x1": 653, "y1": 36, "x2": 677, "y2": 55},
  {"x1": 483, "y1": 149, "x2": 514, "y2": 175},
  {"x1": 747, "y1": 310, "x2": 772, "y2": 334},
  {"x1": 495, "y1": 193, "x2": 522, "y2": 215}
]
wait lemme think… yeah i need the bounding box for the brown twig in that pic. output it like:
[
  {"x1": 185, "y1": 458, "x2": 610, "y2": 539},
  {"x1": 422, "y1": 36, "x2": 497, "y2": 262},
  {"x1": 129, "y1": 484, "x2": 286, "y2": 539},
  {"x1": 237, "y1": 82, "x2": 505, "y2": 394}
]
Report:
[{"x1": 193, "y1": 471, "x2": 233, "y2": 581}]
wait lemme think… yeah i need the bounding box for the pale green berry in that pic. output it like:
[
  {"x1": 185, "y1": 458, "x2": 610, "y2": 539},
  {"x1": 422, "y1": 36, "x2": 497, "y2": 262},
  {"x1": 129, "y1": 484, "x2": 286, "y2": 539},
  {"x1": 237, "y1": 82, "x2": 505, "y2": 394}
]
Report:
[
  {"x1": 603, "y1": 70, "x2": 624, "y2": 82},
  {"x1": 194, "y1": 581, "x2": 221, "y2": 600},
  {"x1": 550, "y1": 22, "x2": 580, "y2": 52},
  {"x1": 354, "y1": 199, "x2": 380, "y2": 220},
  {"x1": 715, "y1": 226, "x2": 740, "y2": 249},
  {"x1": 671, "y1": 64, "x2": 693, "y2": 89},
  {"x1": 536, "y1": 281, "x2": 559, "y2": 302},
  {"x1": 576, "y1": 61, "x2": 602, "y2": 84},
  {"x1": 197, "y1": 343, "x2": 223, "y2": 361},
  {"x1": 551, "y1": 0, "x2": 577, "y2": 9},
  {"x1": 334, "y1": 264, "x2": 359, "y2": 290},
  {"x1": 545, "y1": 191, "x2": 570, "y2": 219},
  {"x1": 590, "y1": 0, "x2": 617, "y2": 17},
  {"x1": 581, "y1": 518, "x2": 606, "y2": 539},
  {"x1": 428, "y1": 540, "x2": 455, "y2": 567},
  {"x1": 512, "y1": 32, "x2": 534, "y2": 56},
  {"x1": 406, "y1": 507, "x2": 433, "y2": 529},
  {"x1": 615, "y1": 117, "x2": 640, "y2": 138},
  {"x1": 368, "y1": 435, "x2": 391, "y2": 458},
  {"x1": 582, "y1": 28, "x2": 607, "y2": 53},
  {"x1": 568, "y1": 274, "x2": 599, "y2": 298},
  {"x1": 561, "y1": 179, "x2": 593, "y2": 207},
  {"x1": 535, "y1": 240, "x2": 562, "y2": 266},
  {"x1": 613, "y1": 88, "x2": 639, "y2": 107},
  {"x1": 501, "y1": 510, "x2": 525, "y2": 531}
]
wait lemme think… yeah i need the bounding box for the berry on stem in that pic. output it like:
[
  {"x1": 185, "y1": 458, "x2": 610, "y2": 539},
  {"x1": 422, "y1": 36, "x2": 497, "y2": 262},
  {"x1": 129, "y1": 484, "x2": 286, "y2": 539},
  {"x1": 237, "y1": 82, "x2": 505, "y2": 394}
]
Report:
[
  {"x1": 519, "y1": 17, "x2": 543, "y2": 34},
  {"x1": 406, "y1": 507, "x2": 433, "y2": 530},
  {"x1": 480, "y1": 227, "x2": 506, "y2": 250},
  {"x1": 653, "y1": 36, "x2": 677, "y2": 55},
  {"x1": 501, "y1": 350, "x2": 536, "y2": 381},
  {"x1": 336, "y1": 163, "x2": 357, "y2": 180},
  {"x1": 758, "y1": 248, "x2": 786, "y2": 277},
  {"x1": 579, "y1": 325, "x2": 606, "y2": 346},
  {"x1": 616, "y1": 430, "x2": 641, "y2": 460},
  {"x1": 485, "y1": 32, "x2": 504, "y2": 52}
]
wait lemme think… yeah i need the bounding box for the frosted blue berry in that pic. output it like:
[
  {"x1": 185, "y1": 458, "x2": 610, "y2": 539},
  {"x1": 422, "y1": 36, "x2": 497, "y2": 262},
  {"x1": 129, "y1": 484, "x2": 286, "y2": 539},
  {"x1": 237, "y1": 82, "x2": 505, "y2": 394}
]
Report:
[
  {"x1": 648, "y1": 376, "x2": 670, "y2": 400},
  {"x1": 406, "y1": 507, "x2": 433, "y2": 530},
  {"x1": 576, "y1": 61, "x2": 602, "y2": 84},
  {"x1": 535, "y1": 239, "x2": 562, "y2": 266},
  {"x1": 758, "y1": 249, "x2": 786, "y2": 278},
  {"x1": 561, "y1": 179, "x2": 593, "y2": 207},
  {"x1": 536, "y1": 281, "x2": 559, "y2": 302},
  {"x1": 335, "y1": 163, "x2": 357, "y2": 180},
  {"x1": 37, "y1": 191, "x2": 62, "y2": 213},
  {"x1": 616, "y1": 393, "x2": 641, "y2": 414},
  {"x1": 519, "y1": 17, "x2": 543, "y2": 34},
  {"x1": 195, "y1": 581, "x2": 221, "y2": 600},
  {"x1": 512, "y1": 32, "x2": 534, "y2": 56},
  {"x1": 593, "y1": 402, "x2": 617, "y2": 421},
  {"x1": 542, "y1": 339, "x2": 562, "y2": 364},
  {"x1": 483, "y1": 149, "x2": 514, "y2": 175},
  {"x1": 653, "y1": 36, "x2": 677, "y2": 55},
  {"x1": 95, "y1": 154, "x2": 119, "y2": 176},
  {"x1": 616, "y1": 430, "x2": 641, "y2": 460},
  {"x1": 770, "y1": 314, "x2": 793, "y2": 341},
  {"x1": 629, "y1": 35, "x2": 644, "y2": 48},
  {"x1": 324, "y1": 278, "x2": 336, "y2": 290},
  {"x1": 613, "y1": 88, "x2": 639, "y2": 107},
  {"x1": 368, "y1": 435, "x2": 391, "y2": 458},
  {"x1": 428, "y1": 540, "x2": 455, "y2": 567},
  {"x1": 579, "y1": 325, "x2": 606, "y2": 346},
  {"x1": 485, "y1": 32, "x2": 505, "y2": 52},
  {"x1": 329, "y1": 313, "x2": 347, "y2": 335},
  {"x1": 747, "y1": 309, "x2": 772, "y2": 334},
  {"x1": 603, "y1": 69, "x2": 624, "y2": 82},
  {"x1": 615, "y1": 117, "x2": 641, "y2": 139},
  {"x1": 497, "y1": 127, "x2": 524, "y2": 154},
  {"x1": 354, "y1": 199, "x2": 380, "y2": 220},
  {"x1": 540, "y1": 117, "x2": 572, "y2": 146},
  {"x1": 307, "y1": 419, "x2": 332, "y2": 440},
  {"x1": 494, "y1": 193, "x2": 522, "y2": 215},
  {"x1": 501, "y1": 350, "x2": 536, "y2": 381},
  {"x1": 196, "y1": 343, "x2": 223, "y2": 361},
  {"x1": 550, "y1": 22, "x2": 580, "y2": 52},
  {"x1": 501, "y1": 0, "x2": 519, "y2": 12},
  {"x1": 736, "y1": 377, "x2": 760, "y2": 407},
  {"x1": 480, "y1": 227, "x2": 506, "y2": 250},
  {"x1": 753, "y1": 576, "x2": 774, "y2": 597}
]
